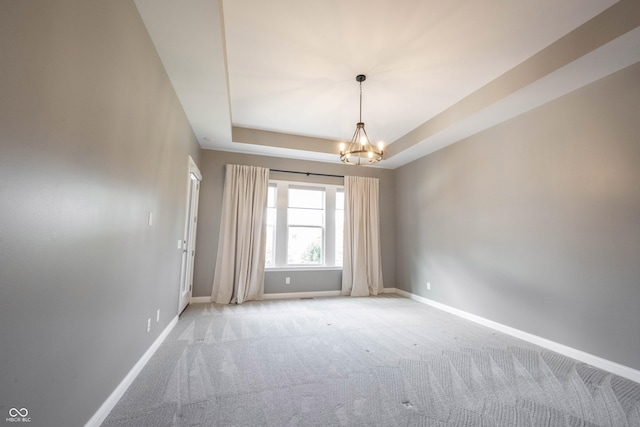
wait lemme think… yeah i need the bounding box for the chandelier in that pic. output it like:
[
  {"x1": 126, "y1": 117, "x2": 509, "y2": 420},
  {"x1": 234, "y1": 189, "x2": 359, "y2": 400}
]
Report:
[{"x1": 339, "y1": 74, "x2": 384, "y2": 165}]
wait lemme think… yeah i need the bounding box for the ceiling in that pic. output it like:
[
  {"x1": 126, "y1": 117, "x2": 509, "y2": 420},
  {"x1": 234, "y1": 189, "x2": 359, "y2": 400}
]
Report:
[{"x1": 133, "y1": 0, "x2": 640, "y2": 169}]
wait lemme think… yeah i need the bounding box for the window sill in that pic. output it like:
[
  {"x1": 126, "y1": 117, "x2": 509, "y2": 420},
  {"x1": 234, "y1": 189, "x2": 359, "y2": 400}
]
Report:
[{"x1": 265, "y1": 266, "x2": 343, "y2": 272}]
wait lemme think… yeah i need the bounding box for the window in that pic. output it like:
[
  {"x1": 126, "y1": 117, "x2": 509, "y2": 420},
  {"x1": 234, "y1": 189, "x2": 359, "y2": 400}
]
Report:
[{"x1": 267, "y1": 181, "x2": 343, "y2": 268}]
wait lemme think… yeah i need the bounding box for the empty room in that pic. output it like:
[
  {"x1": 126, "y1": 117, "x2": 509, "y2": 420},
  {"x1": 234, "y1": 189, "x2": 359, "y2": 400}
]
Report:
[{"x1": 1, "y1": 1, "x2": 639, "y2": 426}]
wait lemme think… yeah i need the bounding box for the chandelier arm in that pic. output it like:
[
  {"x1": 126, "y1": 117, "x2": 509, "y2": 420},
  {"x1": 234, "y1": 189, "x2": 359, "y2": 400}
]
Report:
[
  {"x1": 360, "y1": 127, "x2": 381, "y2": 154},
  {"x1": 360, "y1": 126, "x2": 370, "y2": 146},
  {"x1": 349, "y1": 127, "x2": 360, "y2": 150}
]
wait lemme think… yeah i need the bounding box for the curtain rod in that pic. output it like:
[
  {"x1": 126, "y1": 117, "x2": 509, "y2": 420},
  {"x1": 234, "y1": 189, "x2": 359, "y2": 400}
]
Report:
[{"x1": 270, "y1": 169, "x2": 344, "y2": 179}]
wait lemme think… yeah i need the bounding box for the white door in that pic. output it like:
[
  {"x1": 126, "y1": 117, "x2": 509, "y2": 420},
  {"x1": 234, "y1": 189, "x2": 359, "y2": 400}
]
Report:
[{"x1": 179, "y1": 156, "x2": 201, "y2": 314}]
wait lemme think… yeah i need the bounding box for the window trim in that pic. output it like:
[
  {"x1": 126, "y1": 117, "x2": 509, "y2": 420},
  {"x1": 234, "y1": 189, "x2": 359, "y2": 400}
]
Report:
[
  {"x1": 265, "y1": 183, "x2": 277, "y2": 267},
  {"x1": 266, "y1": 179, "x2": 343, "y2": 270}
]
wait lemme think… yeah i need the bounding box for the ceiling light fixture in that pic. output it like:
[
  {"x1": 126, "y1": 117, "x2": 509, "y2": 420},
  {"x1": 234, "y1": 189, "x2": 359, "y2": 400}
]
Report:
[{"x1": 339, "y1": 74, "x2": 383, "y2": 165}]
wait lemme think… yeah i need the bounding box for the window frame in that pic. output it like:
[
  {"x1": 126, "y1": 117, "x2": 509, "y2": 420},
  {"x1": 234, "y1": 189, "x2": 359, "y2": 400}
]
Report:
[
  {"x1": 265, "y1": 183, "x2": 278, "y2": 267},
  {"x1": 267, "y1": 180, "x2": 343, "y2": 270}
]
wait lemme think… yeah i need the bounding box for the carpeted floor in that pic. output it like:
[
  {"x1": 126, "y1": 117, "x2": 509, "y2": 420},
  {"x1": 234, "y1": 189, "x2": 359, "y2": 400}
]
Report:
[{"x1": 103, "y1": 294, "x2": 640, "y2": 426}]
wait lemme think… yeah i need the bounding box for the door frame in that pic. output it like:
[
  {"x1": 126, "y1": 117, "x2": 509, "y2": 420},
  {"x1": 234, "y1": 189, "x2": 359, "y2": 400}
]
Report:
[{"x1": 178, "y1": 155, "x2": 202, "y2": 314}]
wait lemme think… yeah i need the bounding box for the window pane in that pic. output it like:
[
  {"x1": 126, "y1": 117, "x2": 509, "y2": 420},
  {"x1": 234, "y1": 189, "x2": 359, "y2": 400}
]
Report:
[
  {"x1": 265, "y1": 226, "x2": 274, "y2": 266},
  {"x1": 267, "y1": 207, "x2": 277, "y2": 226},
  {"x1": 289, "y1": 188, "x2": 324, "y2": 209},
  {"x1": 336, "y1": 189, "x2": 344, "y2": 210},
  {"x1": 287, "y1": 227, "x2": 322, "y2": 264},
  {"x1": 335, "y1": 210, "x2": 344, "y2": 266},
  {"x1": 268, "y1": 185, "x2": 276, "y2": 208},
  {"x1": 288, "y1": 208, "x2": 323, "y2": 226}
]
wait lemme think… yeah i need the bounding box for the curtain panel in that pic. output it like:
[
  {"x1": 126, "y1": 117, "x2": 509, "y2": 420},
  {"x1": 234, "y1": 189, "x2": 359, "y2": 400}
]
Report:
[
  {"x1": 211, "y1": 164, "x2": 269, "y2": 304},
  {"x1": 342, "y1": 175, "x2": 384, "y2": 297}
]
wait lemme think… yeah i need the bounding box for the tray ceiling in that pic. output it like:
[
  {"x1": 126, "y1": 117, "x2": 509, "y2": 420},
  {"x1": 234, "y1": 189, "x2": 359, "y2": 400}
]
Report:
[{"x1": 134, "y1": 0, "x2": 640, "y2": 168}]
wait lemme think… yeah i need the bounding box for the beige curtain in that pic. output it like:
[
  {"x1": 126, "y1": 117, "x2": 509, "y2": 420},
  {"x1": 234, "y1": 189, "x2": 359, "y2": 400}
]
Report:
[
  {"x1": 211, "y1": 164, "x2": 269, "y2": 304},
  {"x1": 342, "y1": 176, "x2": 383, "y2": 296}
]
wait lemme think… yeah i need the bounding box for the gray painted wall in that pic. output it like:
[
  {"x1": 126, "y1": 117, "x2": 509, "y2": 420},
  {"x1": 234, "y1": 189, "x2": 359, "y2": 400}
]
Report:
[
  {"x1": 192, "y1": 150, "x2": 396, "y2": 297},
  {"x1": 265, "y1": 270, "x2": 342, "y2": 294},
  {"x1": 0, "y1": 2, "x2": 201, "y2": 426},
  {"x1": 394, "y1": 62, "x2": 640, "y2": 371}
]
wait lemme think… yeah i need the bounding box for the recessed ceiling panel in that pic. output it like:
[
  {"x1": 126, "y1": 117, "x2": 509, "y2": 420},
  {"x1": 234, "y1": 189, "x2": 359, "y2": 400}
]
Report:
[{"x1": 223, "y1": 0, "x2": 616, "y2": 144}]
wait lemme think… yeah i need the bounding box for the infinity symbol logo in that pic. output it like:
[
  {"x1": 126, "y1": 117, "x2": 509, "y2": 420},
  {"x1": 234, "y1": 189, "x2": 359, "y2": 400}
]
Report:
[{"x1": 8, "y1": 407, "x2": 29, "y2": 417}]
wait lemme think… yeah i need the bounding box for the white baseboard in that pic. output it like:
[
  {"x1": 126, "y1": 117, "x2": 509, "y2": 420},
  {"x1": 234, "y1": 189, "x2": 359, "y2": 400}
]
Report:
[
  {"x1": 84, "y1": 315, "x2": 179, "y2": 427},
  {"x1": 264, "y1": 287, "x2": 395, "y2": 299},
  {"x1": 393, "y1": 288, "x2": 640, "y2": 384},
  {"x1": 191, "y1": 288, "x2": 396, "y2": 303},
  {"x1": 263, "y1": 290, "x2": 342, "y2": 300}
]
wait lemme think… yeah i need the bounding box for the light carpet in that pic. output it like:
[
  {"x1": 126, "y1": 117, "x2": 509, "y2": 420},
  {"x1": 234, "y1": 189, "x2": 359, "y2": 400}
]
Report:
[{"x1": 103, "y1": 294, "x2": 640, "y2": 426}]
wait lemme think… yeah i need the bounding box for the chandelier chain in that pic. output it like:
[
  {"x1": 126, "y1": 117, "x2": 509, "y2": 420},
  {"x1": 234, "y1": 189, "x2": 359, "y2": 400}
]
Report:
[{"x1": 359, "y1": 80, "x2": 363, "y2": 123}]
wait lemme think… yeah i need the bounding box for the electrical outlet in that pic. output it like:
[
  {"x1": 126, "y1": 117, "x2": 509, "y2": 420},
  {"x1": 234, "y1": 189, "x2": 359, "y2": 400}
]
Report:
[
  {"x1": 147, "y1": 318, "x2": 151, "y2": 332},
  {"x1": 156, "y1": 309, "x2": 160, "y2": 322},
  {"x1": 285, "y1": 277, "x2": 290, "y2": 285},
  {"x1": 427, "y1": 282, "x2": 431, "y2": 290}
]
